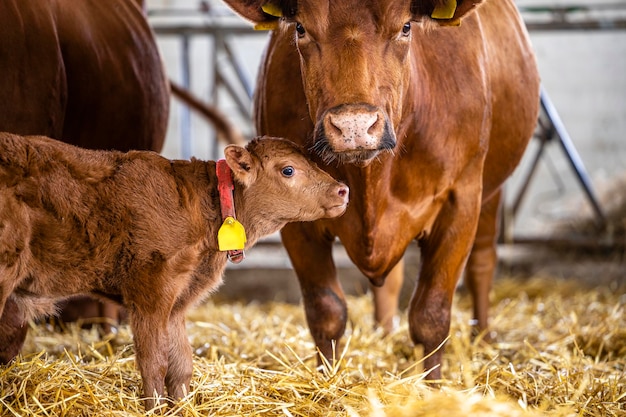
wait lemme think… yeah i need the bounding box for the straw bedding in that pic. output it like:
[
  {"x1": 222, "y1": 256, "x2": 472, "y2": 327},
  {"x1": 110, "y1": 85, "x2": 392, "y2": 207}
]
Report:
[{"x1": 1, "y1": 275, "x2": 624, "y2": 416}]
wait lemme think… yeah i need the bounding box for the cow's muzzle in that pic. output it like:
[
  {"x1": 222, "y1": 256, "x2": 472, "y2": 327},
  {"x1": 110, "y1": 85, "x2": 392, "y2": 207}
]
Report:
[{"x1": 312, "y1": 103, "x2": 396, "y2": 165}]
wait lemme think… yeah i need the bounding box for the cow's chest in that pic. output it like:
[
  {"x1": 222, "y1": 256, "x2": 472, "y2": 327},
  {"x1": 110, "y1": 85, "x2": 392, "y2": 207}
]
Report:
[{"x1": 332, "y1": 174, "x2": 451, "y2": 277}]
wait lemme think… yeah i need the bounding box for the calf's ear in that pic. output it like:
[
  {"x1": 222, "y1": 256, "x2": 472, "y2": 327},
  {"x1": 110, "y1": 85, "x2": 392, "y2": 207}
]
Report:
[
  {"x1": 224, "y1": 145, "x2": 257, "y2": 187},
  {"x1": 411, "y1": 0, "x2": 484, "y2": 26}
]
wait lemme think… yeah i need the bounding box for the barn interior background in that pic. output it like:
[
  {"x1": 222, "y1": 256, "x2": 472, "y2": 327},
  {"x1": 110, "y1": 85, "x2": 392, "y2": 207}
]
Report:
[
  {"x1": 3, "y1": 1, "x2": 625, "y2": 416},
  {"x1": 145, "y1": 0, "x2": 626, "y2": 301}
]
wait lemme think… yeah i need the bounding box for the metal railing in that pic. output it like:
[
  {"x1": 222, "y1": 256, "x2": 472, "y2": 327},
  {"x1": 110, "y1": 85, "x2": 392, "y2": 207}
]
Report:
[
  {"x1": 520, "y1": 2, "x2": 626, "y2": 31},
  {"x1": 149, "y1": 5, "x2": 266, "y2": 159}
]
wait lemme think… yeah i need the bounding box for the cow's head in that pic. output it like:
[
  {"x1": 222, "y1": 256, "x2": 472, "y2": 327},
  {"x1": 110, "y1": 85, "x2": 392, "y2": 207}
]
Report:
[{"x1": 223, "y1": 0, "x2": 483, "y2": 165}]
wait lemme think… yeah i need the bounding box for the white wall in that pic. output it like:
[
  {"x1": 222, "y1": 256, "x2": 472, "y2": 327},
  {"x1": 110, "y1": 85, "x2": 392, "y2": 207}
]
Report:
[{"x1": 508, "y1": 28, "x2": 626, "y2": 235}]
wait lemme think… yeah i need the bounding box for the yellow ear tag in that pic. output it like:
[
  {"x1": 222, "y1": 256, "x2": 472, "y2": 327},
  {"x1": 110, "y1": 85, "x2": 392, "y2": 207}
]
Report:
[
  {"x1": 431, "y1": 0, "x2": 457, "y2": 19},
  {"x1": 261, "y1": 3, "x2": 282, "y2": 17},
  {"x1": 218, "y1": 216, "x2": 247, "y2": 251},
  {"x1": 254, "y1": 3, "x2": 281, "y2": 30},
  {"x1": 254, "y1": 21, "x2": 279, "y2": 31}
]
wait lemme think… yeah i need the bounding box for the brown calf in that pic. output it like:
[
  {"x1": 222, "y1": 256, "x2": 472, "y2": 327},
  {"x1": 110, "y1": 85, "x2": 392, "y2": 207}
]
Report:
[
  {"x1": 0, "y1": 132, "x2": 348, "y2": 409},
  {"x1": 223, "y1": 0, "x2": 540, "y2": 378}
]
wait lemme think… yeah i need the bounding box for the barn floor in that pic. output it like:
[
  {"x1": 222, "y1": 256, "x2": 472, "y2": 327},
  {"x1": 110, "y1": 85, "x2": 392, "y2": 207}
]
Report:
[
  {"x1": 1, "y1": 253, "x2": 624, "y2": 416},
  {"x1": 2, "y1": 186, "x2": 625, "y2": 416},
  {"x1": 2, "y1": 195, "x2": 625, "y2": 416}
]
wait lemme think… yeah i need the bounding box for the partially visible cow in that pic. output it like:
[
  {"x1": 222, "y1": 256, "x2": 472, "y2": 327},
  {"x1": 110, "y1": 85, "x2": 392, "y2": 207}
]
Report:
[
  {"x1": 0, "y1": 0, "x2": 171, "y2": 331},
  {"x1": 54, "y1": 296, "x2": 128, "y2": 334},
  {"x1": 222, "y1": 0, "x2": 540, "y2": 378},
  {"x1": 0, "y1": 132, "x2": 349, "y2": 409},
  {"x1": 0, "y1": 0, "x2": 169, "y2": 151}
]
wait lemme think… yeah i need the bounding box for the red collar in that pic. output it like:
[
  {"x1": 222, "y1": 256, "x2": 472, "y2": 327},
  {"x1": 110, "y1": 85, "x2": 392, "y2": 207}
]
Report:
[{"x1": 216, "y1": 160, "x2": 245, "y2": 263}]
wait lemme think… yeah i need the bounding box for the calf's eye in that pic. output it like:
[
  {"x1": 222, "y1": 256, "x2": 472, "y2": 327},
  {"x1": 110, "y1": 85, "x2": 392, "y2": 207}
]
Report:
[
  {"x1": 401, "y1": 22, "x2": 411, "y2": 36},
  {"x1": 281, "y1": 166, "x2": 295, "y2": 177},
  {"x1": 295, "y1": 22, "x2": 306, "y2": 37}
]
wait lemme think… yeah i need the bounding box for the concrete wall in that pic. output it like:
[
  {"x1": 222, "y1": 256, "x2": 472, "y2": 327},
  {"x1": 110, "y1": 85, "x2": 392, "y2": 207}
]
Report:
[{"x1": 508, "y1": 28, "x2": 626, "y2": 236}]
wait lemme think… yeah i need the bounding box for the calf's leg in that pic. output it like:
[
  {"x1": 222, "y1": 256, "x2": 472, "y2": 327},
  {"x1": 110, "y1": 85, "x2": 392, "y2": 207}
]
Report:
[
  {"x1": 282, "y1": 222, "x2": 347, "y2": 366},
  {"x1": 165, "y1": 309, "x2": 193, "y2": 400},
  {"x1": 129, "y1": 308, "x2": 170, "y2": 410},
  {"x1": 0, "y1": 262, "x2": 27, "y2": 364},
  {"x1": 0, "y1": 297, "x2": 28, "y2": 364}
]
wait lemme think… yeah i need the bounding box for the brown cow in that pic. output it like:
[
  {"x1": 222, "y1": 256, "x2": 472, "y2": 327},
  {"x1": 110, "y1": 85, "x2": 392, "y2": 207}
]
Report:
[
  {"x1": 0, "y1": 0, "x2": 169, "y2": 151},
  {"x1": 0, "y1": 0, "x2": 170, "y2": 330},
  {"x1": 0, "y1": 132, "x2": 348, "y2": 409},
  {"x1": 222, "y1": 0, "x2": 540, "y2": 378}
]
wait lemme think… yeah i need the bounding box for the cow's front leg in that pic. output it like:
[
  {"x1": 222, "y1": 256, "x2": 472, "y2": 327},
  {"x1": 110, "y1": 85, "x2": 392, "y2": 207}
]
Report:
[
  {"x1": 409, "y1": 189, "x2": 481, "y2": 380},
  {"x1": 371, "y1": 259, "x2": 404, "y2": 334},
  {"x1": 282, "y1": 222, "x2": 346, "y2": 366},
  {"x1": 165, "y1": 309, "x2": 193, "y2": 400}
]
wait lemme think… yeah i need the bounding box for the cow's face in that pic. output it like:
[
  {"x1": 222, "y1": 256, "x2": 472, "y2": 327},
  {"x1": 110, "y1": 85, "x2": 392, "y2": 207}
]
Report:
[
  {"x1": 292, "y1": 1, "x2": 411, "y2": 165},
  {"x1": 222, "y1": 0, "x2": 483, "y2": 165}
]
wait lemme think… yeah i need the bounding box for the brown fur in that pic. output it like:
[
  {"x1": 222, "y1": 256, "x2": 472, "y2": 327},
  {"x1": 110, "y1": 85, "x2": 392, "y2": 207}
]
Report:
[
  {"x1": 223, "y1": 0, "x2": 540, "y2": 379},
  {"x1": 0, "y1": 0, "x2": 171, "y2": 330},
  {"x1": 0, "y1": 0, "x2": 169, "y2": 151},
  {"x1": 0, "y1": 132, "x2": 348, "y2": 409}
]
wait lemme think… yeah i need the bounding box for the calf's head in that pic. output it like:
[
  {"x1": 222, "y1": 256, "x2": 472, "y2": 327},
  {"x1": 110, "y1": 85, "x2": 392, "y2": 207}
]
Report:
[
  {"x1": 224, "y1": 137, "x2": 349, "y2": 222},
  {"x1": 223, "y1": 0, "x2": 483, "y2": 165}
]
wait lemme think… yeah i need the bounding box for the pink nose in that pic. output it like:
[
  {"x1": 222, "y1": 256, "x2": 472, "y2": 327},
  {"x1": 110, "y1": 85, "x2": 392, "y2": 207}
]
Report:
[
  {"x1": 337, "y1": 183, "x2": 349, "y2": 200},
  {"x1": 322, "y1": 104, "x2": 387, "y2": 152}
]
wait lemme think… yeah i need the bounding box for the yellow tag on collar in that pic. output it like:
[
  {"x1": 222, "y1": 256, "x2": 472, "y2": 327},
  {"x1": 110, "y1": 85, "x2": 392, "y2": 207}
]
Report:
[
  {"x1": 218, "y1": 217, "x2": 247, "y2": 251},
  {"x1": 431, "y1": 0, "x2": 457, "y2": 19},
  {"x1": 262, "y1": 3, "x2": 282, "y2": 17}
]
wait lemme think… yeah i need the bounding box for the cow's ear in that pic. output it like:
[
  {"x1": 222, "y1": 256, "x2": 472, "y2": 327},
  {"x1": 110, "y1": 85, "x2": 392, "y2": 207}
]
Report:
[
  {"x1": 221, "y1": 0, "x2": 296, "y2": 30},
  {"x1": 411, "y1": 0, "x2": 484, "y2": 26},
  {"x1": 224, "y1": 145, "x2": 257, "y2": 187}
]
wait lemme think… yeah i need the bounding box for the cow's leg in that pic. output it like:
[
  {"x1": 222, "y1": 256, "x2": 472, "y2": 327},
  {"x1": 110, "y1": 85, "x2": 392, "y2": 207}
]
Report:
[
  {"x1": 129, "y1": 308, "x2": 169, "y2": 410},
  {"x1": 0, "y1": 297, "x2": 28, "y2": 364},
  {"x1": 100, "y1": 299, "x2": 121, "y2": 334},
  {"x1": 371, "y1": 259, "x2": 404, "y2": 334},
  {"x1": 165, "y1": 309, "x2": 193, "y2": 400},
  {"x1": 282, "y1": 222, "x2": 346, "y2": 365},
  {"x1": 464, "y1": 190, "x2": 501, "y2": 334},
  {"x1": 409, "y1": 190, "x2": 481, "y2": 380}
]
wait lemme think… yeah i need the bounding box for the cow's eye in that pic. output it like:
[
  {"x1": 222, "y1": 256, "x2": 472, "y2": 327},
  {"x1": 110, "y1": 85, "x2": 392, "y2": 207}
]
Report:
[
  {"x1": 281, "y1": 166, "x2": 295, "y2": 177},
  {"x1": 295, "y1": 22, "x2": 306, "y2": 38},
  {"x1": 401, "y1": 22, "x2": 411, "y2": 36}
]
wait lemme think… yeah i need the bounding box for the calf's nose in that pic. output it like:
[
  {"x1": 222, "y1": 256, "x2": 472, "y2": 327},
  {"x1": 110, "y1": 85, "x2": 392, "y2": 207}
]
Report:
[
  {"x1": 335, "y1": 183, "x2": 349, "y2": 202},
  {"x1": 330, "y1": 182, "x2": 350, "y2": 205},
  {"x1": 322, "y1": 182, "x2": 349, "y2": 218}
]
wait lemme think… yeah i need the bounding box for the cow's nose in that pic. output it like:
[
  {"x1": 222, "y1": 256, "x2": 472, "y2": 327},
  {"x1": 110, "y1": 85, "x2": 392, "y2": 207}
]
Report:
[{"x1": 322, "y1": 104, "x2": 387, "y2": 152}]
